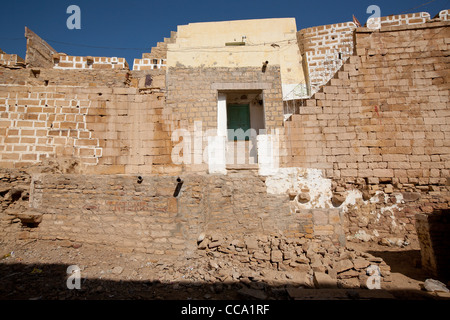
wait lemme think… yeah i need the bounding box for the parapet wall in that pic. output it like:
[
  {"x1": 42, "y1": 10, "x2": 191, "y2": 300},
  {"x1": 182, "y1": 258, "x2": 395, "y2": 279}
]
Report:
[
  {"x1": 297, "y1": 10, "x2": 450, "y2": 96},
  {"x1": 133, "y1": 58, "x2": 166, "y2": 70},
  {"x1": 0, "y1": 50, "x2": 25, "y2": 69}
]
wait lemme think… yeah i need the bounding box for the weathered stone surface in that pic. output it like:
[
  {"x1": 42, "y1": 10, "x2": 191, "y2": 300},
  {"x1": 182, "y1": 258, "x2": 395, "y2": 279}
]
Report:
[
  {"x1": 245, "y1": 238, "x2": 259, "y2": 251},
  {"x1": 401, "y1": 192, "x2": 421, "y2": 202},
  {"x1": 285, "y1": 271, "x2": 311, "y2": 287},
  {"x1": 111, "y1": 266, "x2": 124, "y2": 274},
  {"x1": 313, "y1": 272, "x2": 338, "y2": 288},
  {"x1": 331, "y1": 193, "x2": 345, "y2": 207},
  {"x1": 253, "y1": 251, "x2": 270, "y2": 261},
  {"x1": 297, "y1": 192, "x2": 310, "y2": 203},
  {"x1": 198, "y1": 238, "x2": 209, "y2": 250},
  {"x1": 338, "y1": 278, "x2": 361, "y2": 289},
  {"x1": 334, "y1": 259, "x2": 354, "y2": 273},
  {"x1": 295, "y1": 254, "x2": 309, "y2": 264},
  {"x1": 338, "y1": 269, "x2": 359, "y2": 279},
  {"x1": 16, "y1": 211, "x2": 42, "y2": 225},
  {"x1": 270, "y1": 250, "x2": 283, "y2": 263}
]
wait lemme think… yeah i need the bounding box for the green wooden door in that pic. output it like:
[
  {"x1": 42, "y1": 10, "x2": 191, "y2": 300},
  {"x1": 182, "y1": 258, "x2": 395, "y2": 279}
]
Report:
[{"x1": 227, "y1": 104, "x2": 250, "y2": 141}]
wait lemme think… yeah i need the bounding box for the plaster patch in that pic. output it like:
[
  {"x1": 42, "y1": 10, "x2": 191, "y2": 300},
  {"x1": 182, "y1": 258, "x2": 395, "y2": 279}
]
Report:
[
  {"x1": 340, "y1": 189, "x2": 366, "y2": 213},
  {"x1": 264, "y1": 167, "x2": 332, "y2": 209}
]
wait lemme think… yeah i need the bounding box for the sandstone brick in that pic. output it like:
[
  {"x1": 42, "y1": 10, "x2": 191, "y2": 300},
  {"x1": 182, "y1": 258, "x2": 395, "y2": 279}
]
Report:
[{"x1": 373, "y1": 169, "x2": 394, "y2": 177}]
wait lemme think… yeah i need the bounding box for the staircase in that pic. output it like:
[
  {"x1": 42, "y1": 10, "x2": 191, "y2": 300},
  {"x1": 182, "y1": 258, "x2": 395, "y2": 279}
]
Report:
[{"x1": 133, "y1": 31, "x2": 177, "y2": 70}]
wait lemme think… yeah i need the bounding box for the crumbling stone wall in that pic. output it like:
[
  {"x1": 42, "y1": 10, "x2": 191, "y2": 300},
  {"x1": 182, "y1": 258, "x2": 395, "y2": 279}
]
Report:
[
  {"x1": 8, "y1": 171, "x2": 343, "y2": 256},
  {"x1": 284, "y1": 20, "x2": 450, "y2": 244},
  {"x1": 0, "y1": 68, "x2": 177, "y2": 174},
  {"x1": 415, "y1": 210, "x2": 450, "y2": 281},
  {"x1": 0, "y1": 168, "x2": 31, "y2": 243}
]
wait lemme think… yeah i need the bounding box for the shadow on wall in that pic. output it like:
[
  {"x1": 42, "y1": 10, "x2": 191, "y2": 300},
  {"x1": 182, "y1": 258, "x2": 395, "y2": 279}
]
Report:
[
  {"x1": 367, "y1": 250, "x2": 423, "y2": 282},
  {"x1": 0, "y1": 262, "x2": 447, "y2": 301}
]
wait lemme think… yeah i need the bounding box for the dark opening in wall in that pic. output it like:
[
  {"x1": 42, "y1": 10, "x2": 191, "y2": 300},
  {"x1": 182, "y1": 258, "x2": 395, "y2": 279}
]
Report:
[
  {"x1": 428, "y1": 209, "x2": 450, "y2": 281},
  {"x1": 416, "y1": 209, "x2": 450, "y2": 282}
]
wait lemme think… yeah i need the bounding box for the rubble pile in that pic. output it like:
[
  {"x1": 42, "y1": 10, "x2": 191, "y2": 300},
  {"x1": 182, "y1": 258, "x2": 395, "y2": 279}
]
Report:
[{"x1": 191, "y1": 233, "x2": 391, "y2": 290}]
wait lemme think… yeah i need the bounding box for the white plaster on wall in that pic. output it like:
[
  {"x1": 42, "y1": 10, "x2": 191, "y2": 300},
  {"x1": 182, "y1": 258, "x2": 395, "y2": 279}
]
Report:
[
  {"x1": 264, "y1": 167, "x2": 407, "y2": 241},
  {"x1": 264, "y1": 167, "x2": 332, "y2": 209},
  {"x1": 340, "y1": 189, "x2": 365, "y2": 213}
]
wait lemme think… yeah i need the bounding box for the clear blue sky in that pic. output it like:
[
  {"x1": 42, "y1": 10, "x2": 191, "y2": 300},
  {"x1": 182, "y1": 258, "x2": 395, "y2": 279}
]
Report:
[{"x1": 0, "y1": 0, "x2": 448, "y2": 68}]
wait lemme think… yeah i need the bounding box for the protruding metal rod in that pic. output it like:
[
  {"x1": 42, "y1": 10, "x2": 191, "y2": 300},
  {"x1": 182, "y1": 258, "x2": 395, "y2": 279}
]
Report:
[{"x1": 173, "y1": 177, "x2": 184, "y2": 197}]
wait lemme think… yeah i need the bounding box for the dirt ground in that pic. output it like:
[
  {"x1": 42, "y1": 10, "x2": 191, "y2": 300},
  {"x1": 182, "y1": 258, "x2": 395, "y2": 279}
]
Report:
[{"x1": 0, "y1": 238, "x2": 449, "y2": 300}]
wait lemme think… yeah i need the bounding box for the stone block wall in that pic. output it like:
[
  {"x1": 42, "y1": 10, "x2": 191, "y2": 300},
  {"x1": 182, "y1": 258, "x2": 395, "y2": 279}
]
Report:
[
  {"x1": 0, "y1": 67, "x2": 131, "y2": 87},
  {"x1": 285, "y1": 20, "x2": 450, "y2": 183},
  {"x1": 133, "y1": 58, "x2": 166, "y2": 70},
  {"x1": 284, "y1": 20, "x2": 450, "y2": 244},
  {"x1": 165, "y1": 66, "x2": 284, "y2": 172},
  {"x1": 297, "y1": 10, "x2": 449, "y2": 97},
  {"x1": 6, "y1": 171, "x2": 344, "y2": 256},
  {"x1": 0, "y1": 86, "x2": 101, "y2": 167},
  {"x1": 371, "y1": 11, "x2": 431, "y2": 28},
  {"x1": 0, "y1": 68, "x2": 179, "y2": 174},
  {"x1": 166, "y1": 66, "x2": 284, "y2": 130}
]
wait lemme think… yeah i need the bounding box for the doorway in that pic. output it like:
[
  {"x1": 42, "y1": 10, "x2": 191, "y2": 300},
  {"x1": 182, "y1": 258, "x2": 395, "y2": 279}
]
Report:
[{"x1": 227, "y1": 104, "x2": 250, "y2": 141}]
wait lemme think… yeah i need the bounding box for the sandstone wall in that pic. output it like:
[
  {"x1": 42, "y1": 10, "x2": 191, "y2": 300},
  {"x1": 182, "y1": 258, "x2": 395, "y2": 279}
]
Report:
[
  {"x1": 0, "y1": 50, "x2": 25, "y2": 69},
  {"x1": 53, "y1": 55, "x2": 129, "y2": 70},
  {"x1": 3, "y1": 172, "x2": 343, "y2": 256},
  {"x1": 296, "y1": 11, "x2": 444, "y2": 97},
  {"x1": 0, "y1": 68, "x2": 178, "y2": 174},
  {"x1": 166, "y1": 66, "x2": 284, "y2": 130}
]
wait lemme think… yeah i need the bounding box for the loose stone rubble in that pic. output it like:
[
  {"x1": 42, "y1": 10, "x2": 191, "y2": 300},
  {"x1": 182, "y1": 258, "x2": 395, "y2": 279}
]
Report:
[{"x1": 194, "y1": 232, "x2": 391, "y2": 292}]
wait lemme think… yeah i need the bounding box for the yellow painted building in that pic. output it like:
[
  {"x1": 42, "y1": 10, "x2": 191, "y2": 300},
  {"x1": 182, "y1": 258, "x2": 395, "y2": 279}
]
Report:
[{"x1": 166, "y1": 18, "x2": 308, "y2": 99}]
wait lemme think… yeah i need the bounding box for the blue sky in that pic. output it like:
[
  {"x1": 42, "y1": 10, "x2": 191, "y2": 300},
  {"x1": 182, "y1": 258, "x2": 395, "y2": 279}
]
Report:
[{"x1": 0, "y1": 0, "x2": 448, "y2": 68}]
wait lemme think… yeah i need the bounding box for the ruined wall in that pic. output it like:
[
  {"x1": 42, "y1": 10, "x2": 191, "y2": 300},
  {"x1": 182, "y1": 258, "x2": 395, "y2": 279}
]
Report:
[
  {"x1": 24, "y1": 27, "x2": 56, "y2": 69},
  {"x1": 166, "y1": 66, "x2": 284, "y2": 129},
  {"x1": 415, "y1": 210, "x2": 450, "y2": 281},
  {"x1": 284, "y1": 20, "x2": 450, "y2": 244},
  {"x1": 2, "y1": 171, "x2": 342, "y2": 256},
  {"x1": 0, "y1": 68, "x2": 178, "y2": 174}
]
